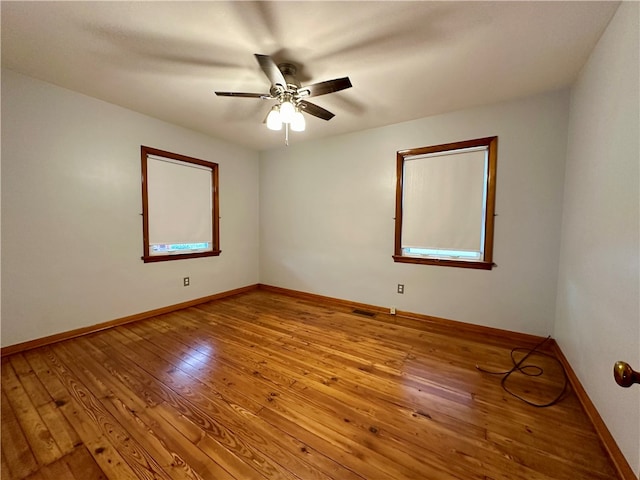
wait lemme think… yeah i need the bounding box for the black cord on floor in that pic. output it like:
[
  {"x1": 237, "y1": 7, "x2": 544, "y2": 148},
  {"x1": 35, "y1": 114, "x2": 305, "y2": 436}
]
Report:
[{"x1": 476, "y1": 336, "x2": 569, "y2": 407}]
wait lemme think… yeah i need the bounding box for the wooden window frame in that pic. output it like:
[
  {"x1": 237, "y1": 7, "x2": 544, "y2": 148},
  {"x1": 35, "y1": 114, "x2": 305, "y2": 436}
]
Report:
[
  {"x1": 141, "y1": 146, "x2": 220, "y2": 263},
  {"x1": 393, "y1": 136, "x2": 497, "y2": 270}
]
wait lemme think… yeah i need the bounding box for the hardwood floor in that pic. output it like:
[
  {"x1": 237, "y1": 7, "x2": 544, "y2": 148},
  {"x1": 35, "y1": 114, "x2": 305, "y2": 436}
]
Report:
[{"x1": 1, "y1": 290, "x2": 618, "y2": 480}]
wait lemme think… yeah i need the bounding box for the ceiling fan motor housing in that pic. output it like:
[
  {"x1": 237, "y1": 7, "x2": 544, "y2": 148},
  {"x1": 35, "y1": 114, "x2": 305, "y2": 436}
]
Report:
[{"x1": 277, "y1": 63, "x2": 301, "y2": 90}]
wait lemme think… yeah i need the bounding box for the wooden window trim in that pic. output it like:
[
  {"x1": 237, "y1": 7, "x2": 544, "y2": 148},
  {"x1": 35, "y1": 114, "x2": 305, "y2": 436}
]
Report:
[
  {"x1": 393, "y1": 136, "x2": 497, "y2": 270},
  {"x1": 141, "y1": 146, "x2": 220, "y2": 263}
]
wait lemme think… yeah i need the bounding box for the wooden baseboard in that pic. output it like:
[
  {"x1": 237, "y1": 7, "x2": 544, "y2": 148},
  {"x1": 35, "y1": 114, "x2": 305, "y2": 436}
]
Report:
[
  {"x1": 258, "y1": 284, "x2": 392, "y2": 313},
  {"x1": 257, "y1": 283, "x2": 547, "y2": 346},
  {"x1": 0, "y1": 284, "x2": 259, "y2": 357},
  {"x1": 551, "y1": 341, "x2": 636, "y2": 480}
]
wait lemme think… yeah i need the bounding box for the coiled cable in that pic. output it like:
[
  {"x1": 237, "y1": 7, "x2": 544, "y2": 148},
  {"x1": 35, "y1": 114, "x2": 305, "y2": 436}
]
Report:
[{"x1": 476, "y1": 336, "x2": 569, "y2": 407}]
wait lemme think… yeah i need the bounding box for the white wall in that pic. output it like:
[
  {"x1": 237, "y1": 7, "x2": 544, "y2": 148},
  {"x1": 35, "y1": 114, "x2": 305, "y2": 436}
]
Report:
[
  {"x1": 1, "y1": 70, "x2": 260, "y2": 347},
  {"x1": 260, "y1": 90, "x2": 569, "y2": 336},
  {"x1": 554, "y1": 2, "x2": 640, "y2": 475}
]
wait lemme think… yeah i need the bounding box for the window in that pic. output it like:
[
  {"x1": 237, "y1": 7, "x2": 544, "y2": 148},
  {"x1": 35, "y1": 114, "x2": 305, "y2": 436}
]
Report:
[
  {"x1": 141, "y1": 146, "x2": 220, "y2": 263},
  {"x1": 393, "y1": 136, "x2": 497, "y2": 270}
]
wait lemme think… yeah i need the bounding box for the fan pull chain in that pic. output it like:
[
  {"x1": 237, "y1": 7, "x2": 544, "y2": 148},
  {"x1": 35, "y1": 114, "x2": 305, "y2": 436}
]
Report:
[{"x1": 285, "y1": 122, "x2": 289, "y2": 146}]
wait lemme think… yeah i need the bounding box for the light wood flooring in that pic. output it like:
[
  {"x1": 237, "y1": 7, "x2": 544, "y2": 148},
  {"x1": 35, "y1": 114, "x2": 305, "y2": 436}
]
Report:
[{"x1": 1, "y1": 290, "x2": 618, "y2": 479}]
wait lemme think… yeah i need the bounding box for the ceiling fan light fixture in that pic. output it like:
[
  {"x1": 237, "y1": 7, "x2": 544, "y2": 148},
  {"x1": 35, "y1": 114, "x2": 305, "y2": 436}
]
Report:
[
  {"x1": 266, "y1": 106, "x2": 282, "y2": 130},
  {"x1": 291, "y1": 109, "x2": 306, "y2": 132},
  {"x1": 279, "y1": 100, "x2": 295, "y2": 124}
]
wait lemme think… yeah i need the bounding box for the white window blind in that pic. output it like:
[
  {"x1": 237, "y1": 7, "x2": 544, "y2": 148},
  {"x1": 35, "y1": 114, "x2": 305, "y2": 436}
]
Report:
[
  {"x1": 146, "y1": 154, "x2": 213, "y2": 254},
  {"x1": 401, "y1": 147, "x2": 487, "y2": 252}
]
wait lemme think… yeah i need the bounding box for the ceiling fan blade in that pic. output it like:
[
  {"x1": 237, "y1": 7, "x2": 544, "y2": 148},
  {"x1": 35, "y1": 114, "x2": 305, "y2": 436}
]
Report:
[
  {"x1": 215, "y1": 91, "x2": 272, "y2": 99},
  {"x1": 298, "y1": 100, "x2": 335, "y2": 121},
  {"x1": 255, "y1": 54, "x2": 287, "y2": 88},
  {"x1": 299, "y1": 77, "x2": 352, "y2": 98}
]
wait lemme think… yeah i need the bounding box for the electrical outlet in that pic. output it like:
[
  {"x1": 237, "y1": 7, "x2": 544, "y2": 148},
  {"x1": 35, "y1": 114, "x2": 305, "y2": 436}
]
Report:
[
  {"x1": 390, "y1": 307, "x2": 396, "y2": 315},
  {"x1": 397, "y1": 284, "x2": 404, "y2": 294},
  {"x1": 183, "y1": 277, "x2": 190, "y2": 287}
]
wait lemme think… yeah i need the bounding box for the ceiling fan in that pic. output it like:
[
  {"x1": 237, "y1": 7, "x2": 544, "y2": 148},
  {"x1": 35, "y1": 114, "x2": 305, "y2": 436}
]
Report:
[{"x1": 215, "y1": 54, "x2": 352, "y2": 141}]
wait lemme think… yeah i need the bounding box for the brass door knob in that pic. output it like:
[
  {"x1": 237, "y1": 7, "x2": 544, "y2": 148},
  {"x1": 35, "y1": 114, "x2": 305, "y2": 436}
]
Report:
[{"x1": 613, "y1": 361, "x2": 640, "y2": 387}]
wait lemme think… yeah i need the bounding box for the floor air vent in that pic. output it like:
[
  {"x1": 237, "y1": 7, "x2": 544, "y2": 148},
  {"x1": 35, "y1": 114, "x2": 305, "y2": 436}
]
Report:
[{"x1": 352, "y1": 309, "x2": 376, "y2": 317}]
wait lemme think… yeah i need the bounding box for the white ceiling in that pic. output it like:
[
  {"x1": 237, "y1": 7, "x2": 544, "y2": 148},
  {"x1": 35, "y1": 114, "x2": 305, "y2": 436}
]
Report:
[{"x1": 2, "y1": 1, "x2": 619, "y2": 151}]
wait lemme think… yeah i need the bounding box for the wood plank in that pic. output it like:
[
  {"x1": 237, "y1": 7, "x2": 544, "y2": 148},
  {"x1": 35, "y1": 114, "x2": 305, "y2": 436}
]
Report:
[
  {"x1": 98, "y1": 327, "x2": 350, "y2": 480},
  {"x1": 70, "y1": 337, "x2": 236, "y2": 480},
  {"x1": 0, "y1": 388, "x2": 39, "y2": 479},
  {"x1": 258, "y1": 388, "x2": 476, "y2": 480},
  {"x1": 9, "y1": 352, "x2": 84, "y2": 458},
  {"x1": 1, "y1": 442, "x2": 17, "y2": 480},
  {"x1": 80, "y1": 333, "x2": 273, "y2": 480},
  {"x1": 52, "y1": 340, "x2": 214, "y2": 480},
  {"x1": 124, "y1": 320, "x2": 268, "y2": 413},
  {"x1": 42, "y1": 346, "x2": 173, "y2": 480},
  {"x1": 90, "y1": 327, "x2": 366, "y2": 480},
  {"x1": 0, "y1": 361, "x2": 62, "y2": 466},
  {"x1": 9, "y1": 354, "x2": 52, "y2": 408},
  {"x1": 38, "y1": 456, "x2": 76, "y2": 480},
  {"x1": 36, "y1": 400, "x2": 82, "y2": 456},
  {"x1": 0, "y1": 453, "x2": 11, "y2": 480},
  {"x1": 26, "y1": 348, "x2": 141, "y2": 480},
  {"x1": 23, "y1": 471, "x2": 47, "y2": 480},
  {"x1": 62, "y1": 446, "x2": 108, "y2": 480}
]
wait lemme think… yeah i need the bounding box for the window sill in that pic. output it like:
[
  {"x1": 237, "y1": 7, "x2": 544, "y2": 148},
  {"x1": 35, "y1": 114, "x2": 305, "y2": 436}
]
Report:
[
  {"x1": 392, "y1": 255, "x2": 493, "y2": 270},
  {"x1": 142, "y1": 250, "x2": 221, "y2": 263}
]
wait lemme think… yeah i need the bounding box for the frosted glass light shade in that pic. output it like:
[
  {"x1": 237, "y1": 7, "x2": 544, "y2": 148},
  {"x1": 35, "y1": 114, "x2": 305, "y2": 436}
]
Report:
[
  {"x1": 291, "y1": 110, "x2": 306, "y2": 132},
  {"x1": 266, "y1": 108, "x2": 282, "y2": 130},
  {"x1": 279, "y1": 101, "x2": 295, "y2": 123}
]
